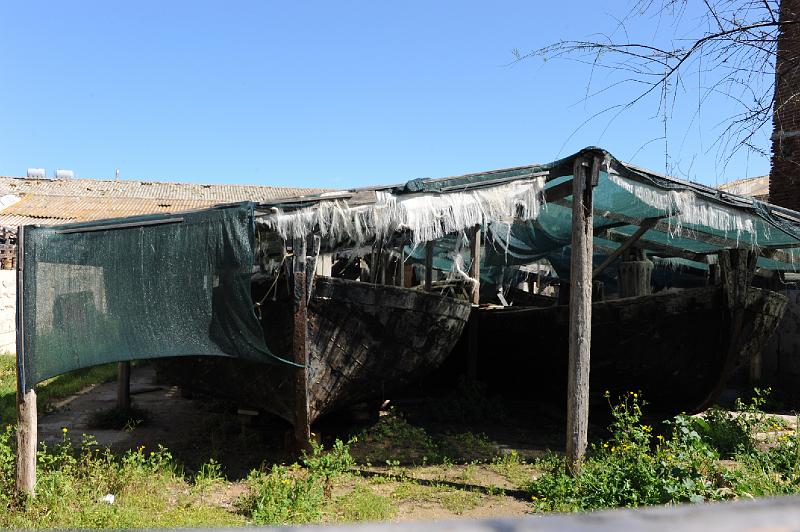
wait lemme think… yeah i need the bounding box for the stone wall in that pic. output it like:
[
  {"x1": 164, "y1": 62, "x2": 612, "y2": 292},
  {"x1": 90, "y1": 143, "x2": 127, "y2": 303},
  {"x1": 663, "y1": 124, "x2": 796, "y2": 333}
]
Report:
[{"x1": 0, "y1": 270, "x2": 14, "y2": 354}]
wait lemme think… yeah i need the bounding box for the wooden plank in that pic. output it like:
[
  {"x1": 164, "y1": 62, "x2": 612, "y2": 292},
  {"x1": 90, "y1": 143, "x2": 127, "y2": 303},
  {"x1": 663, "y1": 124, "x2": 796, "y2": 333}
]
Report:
[
  {"x1": 15, "y1": 226, "x2": 36, "y2": 497},
  {"x1": 591, "y1": 218, "x2": 659, "y2": 278},
  {"x1": 467, "y1": 225, "x2": 481, "y2": 381},
  {"x1": 566, "y1": 155, "x2": 596, "y2": 474},
  {"x1": 117, "y1": 362, "x2": 131, "y2": 411},
  {"x1": 424, "y1": 241, "x2": 434, "y2": 291},
  {"x1": 292, "y1": 237, "x2": 312, "y2": 452}
]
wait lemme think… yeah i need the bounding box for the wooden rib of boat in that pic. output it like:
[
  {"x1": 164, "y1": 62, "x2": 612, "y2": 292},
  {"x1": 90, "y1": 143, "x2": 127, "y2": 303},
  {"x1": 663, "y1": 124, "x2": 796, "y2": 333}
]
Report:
[
  {"x1": 462, "y1": 285, "x2": 787, "y2": 416},
  {"x1": 157, "y1": 276, "x2": 471, "y2": 425}
]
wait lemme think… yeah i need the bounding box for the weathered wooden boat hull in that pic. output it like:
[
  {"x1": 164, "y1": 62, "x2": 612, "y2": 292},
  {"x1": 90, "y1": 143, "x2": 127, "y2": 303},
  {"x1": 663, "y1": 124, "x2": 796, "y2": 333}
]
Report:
[
  {"x1": 157, "y1": 277, "x2": 471, "y2": 424},
  {"x1": 457, "y1": 286, "x2": 787, "y2": 416}
]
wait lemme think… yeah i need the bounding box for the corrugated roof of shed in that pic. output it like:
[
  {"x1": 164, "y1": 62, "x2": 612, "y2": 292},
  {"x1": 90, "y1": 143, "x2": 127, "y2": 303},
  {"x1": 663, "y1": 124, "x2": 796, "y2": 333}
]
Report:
[{"x1": 0, "y1": 175, "x2": 325, "y2": 227}]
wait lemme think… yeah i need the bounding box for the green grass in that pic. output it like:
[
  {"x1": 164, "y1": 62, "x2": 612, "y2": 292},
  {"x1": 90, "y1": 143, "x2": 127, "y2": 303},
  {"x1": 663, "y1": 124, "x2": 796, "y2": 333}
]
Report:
[
  {"x1": 329, "y1": 485, "x2": 394, "y2": 522},
  {"x1": 439, "y1": 489, "x2": 481, "y2": 514},
  {"x1": 489, "y1": 450, "x2": 533, "y2": 489},
  {"x1": 0, "y1": 355, "x2": 118, "y2": 425},
  {"x1": 390, "y1": 480, "x2": 481, "y2": 515},
  {"x1": 5, "y1": 355, "x2": 800, "y2": 525},
  {"x1": 0, "y1": 431, "x2": 244, "y2": 528}
]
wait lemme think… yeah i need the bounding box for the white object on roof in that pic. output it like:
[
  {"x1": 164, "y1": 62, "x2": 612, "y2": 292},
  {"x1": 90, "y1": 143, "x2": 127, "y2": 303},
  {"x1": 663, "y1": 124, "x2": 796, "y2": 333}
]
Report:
[
  {"x1": 26, "y1": 168, "x2": 45, "y2": 178},
  {"x1": 54, "y1": 169, "x2": 75, "y2": 179}
]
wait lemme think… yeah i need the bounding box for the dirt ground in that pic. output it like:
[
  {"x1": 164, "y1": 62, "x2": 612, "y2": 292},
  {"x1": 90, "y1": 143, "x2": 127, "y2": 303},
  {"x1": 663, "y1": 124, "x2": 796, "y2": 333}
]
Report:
[{"x1": 37, "y1": 363, "x2": 547, "y2": 521}]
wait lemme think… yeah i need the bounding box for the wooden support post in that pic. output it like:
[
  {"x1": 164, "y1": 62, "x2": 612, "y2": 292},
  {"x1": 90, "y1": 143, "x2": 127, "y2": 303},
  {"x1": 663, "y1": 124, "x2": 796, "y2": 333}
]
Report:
[
  {"x1": 15, "y1": 225, "x2": 36, "y2": 497},
  {"x1": 292, "y1": 237, "x2": 312, "y2": 452},
  {"x1": 699, "y1": 249, "x2": 758, "y2": 407},
  {"x1": 399, "y1": 249, "x2": 406, "y2": 287},
  {"x1": 618, "y1": 248, "x2": 654, "y2": 298},
  {"x1": 721, "y1": 249, "x2": 761, "y2": 384},
  {"x1": 306, "y1": 235, "x2": 320, "y2": 299},
  {"x1": 424, "y1": 241, "x2": 434, "y2": 291},
  {"x1": 16, "y1": 388, "x2": 36, "y2": 497},
  {"x1": 380, "y1": 252, "x2": 388, "y2": 285},
  {"x1": 708, "y1": 263, "x2": 720, "y2": 286},
  {"x1": 566, "y1": 155, "x2": 597, "y2": 475},
  {"x1": 467, "y1": 225, "x2": 481, "y2": 381},
  {"x1": 117, "y1": 362, "x2": 131, "y2": 411}
]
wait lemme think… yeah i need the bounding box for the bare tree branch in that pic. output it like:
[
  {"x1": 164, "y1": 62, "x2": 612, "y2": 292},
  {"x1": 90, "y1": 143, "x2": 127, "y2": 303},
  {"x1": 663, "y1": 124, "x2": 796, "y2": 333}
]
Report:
[{"x1": 516, "y1": 0, "x2": 796, "y2": 176}]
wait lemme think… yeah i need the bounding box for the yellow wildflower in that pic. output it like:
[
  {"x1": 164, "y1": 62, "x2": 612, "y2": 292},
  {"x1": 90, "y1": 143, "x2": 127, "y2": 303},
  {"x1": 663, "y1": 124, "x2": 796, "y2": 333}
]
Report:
[{"x1": 61, "y1": 427, "x2": 68, "y2": 434}]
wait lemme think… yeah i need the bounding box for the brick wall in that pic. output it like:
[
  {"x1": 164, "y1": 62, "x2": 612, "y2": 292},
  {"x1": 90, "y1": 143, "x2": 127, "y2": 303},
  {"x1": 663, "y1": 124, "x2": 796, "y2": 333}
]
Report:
[{"x1": 770, "y1": 0, "x2": 800, "y2": 210}]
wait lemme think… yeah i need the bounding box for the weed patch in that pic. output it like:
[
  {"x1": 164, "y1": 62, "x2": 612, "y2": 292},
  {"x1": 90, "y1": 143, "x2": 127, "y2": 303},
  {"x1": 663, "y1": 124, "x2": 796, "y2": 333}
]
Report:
[
  {"x1": 331, "y1": 485, "x2": 394, "y2": 522},
  {"x1": 527, "y1": 390, "x2": 800, "y2": 512},
  {"x1": 352, "y1": 411, "x2": 439, "y2": 465},
  {"x1": 440, "y1": 489, "x2": 481, "y2": 514},
  {"x1": 238, "y1": 438, "x2": 356, "y2": 525},
  {"x1": 0, "y1": 433, "x2": 241, "y2": 528}
]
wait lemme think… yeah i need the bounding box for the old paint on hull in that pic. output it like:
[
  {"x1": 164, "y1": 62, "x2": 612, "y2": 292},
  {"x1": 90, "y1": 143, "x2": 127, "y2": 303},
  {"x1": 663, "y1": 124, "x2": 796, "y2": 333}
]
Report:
[{"x1": 158, "y1": 277, "x2": 471, "y2": 424}]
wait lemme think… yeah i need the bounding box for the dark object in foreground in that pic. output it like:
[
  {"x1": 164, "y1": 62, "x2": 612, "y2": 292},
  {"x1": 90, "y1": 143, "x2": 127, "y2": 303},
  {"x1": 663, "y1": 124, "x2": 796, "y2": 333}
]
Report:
[
  {"x1": 158, "y1": 276, "x2": 471, "y2": 428},
  {"x1": 447, "y1": 285, "x2": 787, "y2": 417}
]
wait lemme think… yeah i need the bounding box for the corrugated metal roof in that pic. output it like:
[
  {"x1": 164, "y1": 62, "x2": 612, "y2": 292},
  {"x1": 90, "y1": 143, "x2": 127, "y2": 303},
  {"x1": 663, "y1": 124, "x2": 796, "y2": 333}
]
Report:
[
  {"x1": 0, "y1": 176, "x2": 321, "y2": 202},
  {"x1": 2, "y1": 195, "x2": 222, "y2": 221},
  {"x1": 0, "y1": 175, "x2": 326, "y2": 228}
]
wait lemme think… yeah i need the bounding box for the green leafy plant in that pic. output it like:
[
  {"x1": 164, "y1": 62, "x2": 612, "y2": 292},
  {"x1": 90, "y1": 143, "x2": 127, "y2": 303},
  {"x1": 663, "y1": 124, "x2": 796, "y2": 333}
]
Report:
[
  {"x1": 527, "y1": 392, "x2": 723, "y2": 511},
  {"x1": 239, "y1": 465, "x2": 324, "y2": 525},
  {"x1": 238, "y1": 438, "x2": 355, "y2": 525},
  {"x1": 193, "y1": 458, "x2": 224, "y2": 492}
]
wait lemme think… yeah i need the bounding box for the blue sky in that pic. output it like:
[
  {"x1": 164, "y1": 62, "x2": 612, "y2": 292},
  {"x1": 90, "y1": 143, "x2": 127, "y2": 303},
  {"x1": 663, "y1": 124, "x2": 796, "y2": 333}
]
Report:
[{"x1": 0, "y1": 2, "x2": 773, "y2": 188}]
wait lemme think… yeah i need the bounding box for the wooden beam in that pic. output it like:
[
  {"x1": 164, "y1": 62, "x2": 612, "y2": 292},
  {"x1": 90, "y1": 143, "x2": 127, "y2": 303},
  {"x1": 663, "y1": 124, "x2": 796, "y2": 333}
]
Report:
[
  {"x1": 566, "y1": 155, "x2": 597, "y2": 474},
  {"x1": 600, "y1": 229, "x2": 708, "y2": 262},
  {"x1": 424, "y1": 241, "x2": 434, "y2": 291},
  {"x1": 555, "y1": 197, "x2": 800, "y2": 266},
  {"x1": 544, "y1": 179, "x2": 573, "y2": 203},
  {"x1": 292, "y1": 237, "x2": 312, "y2": 453},
  {"x1": 593, "y1": 221, "x2": 630, "y2": 235},
  {"x1": 592, "y1": 218, "x2": 659, "y2": 279},
  {"x1": 117, "y1": 362, "x2": 131, "y2": 411},
  {"x1": 15, "y1": 226, "x2": 36, "y2": 497},
  {"x1": 467, "y1": 225, "x2": 481, "y2": 381}
]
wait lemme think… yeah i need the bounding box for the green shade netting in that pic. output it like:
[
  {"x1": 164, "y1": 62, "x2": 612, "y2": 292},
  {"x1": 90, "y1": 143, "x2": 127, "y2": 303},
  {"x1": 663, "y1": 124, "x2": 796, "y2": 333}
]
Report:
[
  {"x1": 484, "y1": 166, "x2": 800, "y2": 271},
  {"x1": 19, "y1": 202, "x2": 291, "y2": 392}
]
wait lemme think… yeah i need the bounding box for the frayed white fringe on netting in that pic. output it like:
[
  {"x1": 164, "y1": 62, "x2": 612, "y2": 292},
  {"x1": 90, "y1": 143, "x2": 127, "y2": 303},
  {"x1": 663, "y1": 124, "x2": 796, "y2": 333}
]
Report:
[
  {"x1": 260, "y1": 177, "x2": 546, "y2": 246},
  {"x1": 608, "y1": 173, "x2": 765, "y2": 246}
]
